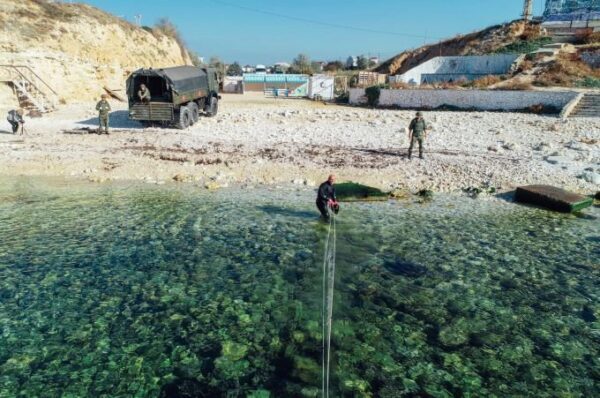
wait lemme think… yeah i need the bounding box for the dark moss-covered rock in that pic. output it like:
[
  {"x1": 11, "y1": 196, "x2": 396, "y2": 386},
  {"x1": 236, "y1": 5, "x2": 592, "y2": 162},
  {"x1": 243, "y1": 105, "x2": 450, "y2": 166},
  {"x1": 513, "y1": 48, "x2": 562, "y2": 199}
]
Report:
[{"x1": 335, "y1": 182, "x2": 388, "y2": 202}]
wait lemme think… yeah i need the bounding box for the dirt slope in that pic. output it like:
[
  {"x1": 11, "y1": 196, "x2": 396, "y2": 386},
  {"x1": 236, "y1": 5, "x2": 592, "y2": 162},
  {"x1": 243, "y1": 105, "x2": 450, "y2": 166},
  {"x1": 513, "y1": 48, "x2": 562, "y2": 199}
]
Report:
[
  {"x1": 0, "y1": 0, "x2": 192, "y2": 104},
  {"x1": 376, "y1": 20, "x2": 541, "y2": 76}
]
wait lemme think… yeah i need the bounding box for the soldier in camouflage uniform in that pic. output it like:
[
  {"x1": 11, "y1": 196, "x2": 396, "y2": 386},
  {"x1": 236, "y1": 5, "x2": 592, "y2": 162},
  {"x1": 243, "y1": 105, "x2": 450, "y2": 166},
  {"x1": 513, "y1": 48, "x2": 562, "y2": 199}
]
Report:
[
  {"x1": 408, "y1": 111, "x2": 428, "y2": 160},
  {"x1": 96, "y1": 94, "x2": 111, "y2": 135}
]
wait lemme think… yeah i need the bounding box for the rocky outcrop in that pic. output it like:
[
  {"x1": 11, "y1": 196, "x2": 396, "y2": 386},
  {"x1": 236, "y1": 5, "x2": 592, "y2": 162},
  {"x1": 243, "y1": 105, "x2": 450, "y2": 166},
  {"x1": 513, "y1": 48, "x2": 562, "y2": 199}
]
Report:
[{"x1": 0, "y1": 0, "x2": 192, "y2": 104}]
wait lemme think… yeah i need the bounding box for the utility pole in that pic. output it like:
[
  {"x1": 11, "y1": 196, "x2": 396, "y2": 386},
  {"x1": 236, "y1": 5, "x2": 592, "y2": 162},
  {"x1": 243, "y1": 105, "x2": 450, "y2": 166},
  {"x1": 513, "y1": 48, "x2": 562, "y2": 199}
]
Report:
[
  {"x1": 522, "y1": 0, "x2": 534, "y2": 21},
  {"x1": 134, "y1": 14, "x2": 142, "y2": 26}
]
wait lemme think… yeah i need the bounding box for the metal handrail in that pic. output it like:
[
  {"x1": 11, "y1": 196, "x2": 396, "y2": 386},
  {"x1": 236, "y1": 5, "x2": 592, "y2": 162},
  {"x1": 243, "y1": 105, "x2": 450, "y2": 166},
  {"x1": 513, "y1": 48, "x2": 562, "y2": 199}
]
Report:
[{"x1": 0, "y1": 64, "x2": 59, "y2": 96}]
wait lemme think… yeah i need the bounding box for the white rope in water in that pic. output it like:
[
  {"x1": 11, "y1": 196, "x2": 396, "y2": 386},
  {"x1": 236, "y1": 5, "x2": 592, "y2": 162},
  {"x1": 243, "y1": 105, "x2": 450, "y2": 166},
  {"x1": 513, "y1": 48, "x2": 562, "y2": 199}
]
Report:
[{"x1": 322, "y1": 212, "x2": 337, "y2": 398}]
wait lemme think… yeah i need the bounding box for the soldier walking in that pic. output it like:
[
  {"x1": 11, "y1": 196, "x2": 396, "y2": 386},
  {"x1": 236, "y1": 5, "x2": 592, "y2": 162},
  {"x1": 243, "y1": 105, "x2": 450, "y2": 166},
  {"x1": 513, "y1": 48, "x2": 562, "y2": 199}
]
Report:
[
  {"x1": 408, "y1": 111, "x2": 429, "y2": 160},
  {"x1": 6, "y1": 108, "x2": 25, "y2": 134},
  {"x1": 96, "y1": 94, "x2": 111, "y2": 135}
]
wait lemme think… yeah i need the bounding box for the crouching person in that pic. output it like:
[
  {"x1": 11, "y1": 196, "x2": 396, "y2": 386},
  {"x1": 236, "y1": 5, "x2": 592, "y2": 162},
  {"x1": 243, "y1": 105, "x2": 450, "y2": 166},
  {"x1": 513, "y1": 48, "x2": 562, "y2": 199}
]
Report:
[{"x1": 7, "y1": 108, "x2": 25, "y2": 134}]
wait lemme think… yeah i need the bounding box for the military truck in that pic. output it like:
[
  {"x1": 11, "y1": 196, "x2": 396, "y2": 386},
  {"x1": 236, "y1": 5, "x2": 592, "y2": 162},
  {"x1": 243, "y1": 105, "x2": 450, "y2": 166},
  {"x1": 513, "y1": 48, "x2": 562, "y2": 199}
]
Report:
[{"x1": 126, "y1": 66, "x2": 220, "y2": 129}]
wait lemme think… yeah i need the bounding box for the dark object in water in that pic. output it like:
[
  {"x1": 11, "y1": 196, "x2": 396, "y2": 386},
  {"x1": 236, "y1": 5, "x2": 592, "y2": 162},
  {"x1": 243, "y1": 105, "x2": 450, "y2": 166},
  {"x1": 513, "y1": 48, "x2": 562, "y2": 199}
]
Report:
[
  {"x1": 582, "y1": 305, "x2": 597, "y2": 323},
  {"x1": 335, "y1": 182, "x2": 388, "y2": 202},
  {"x1": 159, "y1": 378, "x2": 216, "y2": 398},
  {"x1": 384, "y1": 259, "x2": 427, "y2": 277},
  {"x1": 515, "y1": 185, "x2": 593, "y2": 213},
  {"x1": 417, "y1": 189, "x2": 434, "y2": 201}
]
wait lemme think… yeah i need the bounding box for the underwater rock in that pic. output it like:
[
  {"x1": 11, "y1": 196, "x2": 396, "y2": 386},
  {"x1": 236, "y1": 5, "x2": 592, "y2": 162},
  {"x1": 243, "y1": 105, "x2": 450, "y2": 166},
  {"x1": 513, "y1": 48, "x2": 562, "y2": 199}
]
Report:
[
  {"x1": 417, "y1": 189, "x2": 433, "y2": 201},
  {"x1": 383, "y1": 259, "x2": 427, "y2": 277},
  {"x1": 159, "y1": 378, "x2": 217, "y2": 398}
]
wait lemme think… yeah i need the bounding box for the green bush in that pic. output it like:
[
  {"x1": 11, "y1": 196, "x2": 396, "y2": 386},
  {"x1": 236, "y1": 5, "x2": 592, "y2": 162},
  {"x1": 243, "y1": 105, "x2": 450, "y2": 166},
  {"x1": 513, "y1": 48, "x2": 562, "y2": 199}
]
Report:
[
  {"x1": 365, "y1": 85, "x2": 387, "y2": 107},
  {"x1": 576, "y1": 76, "x2": 600, "y2": 88},
  {"x1": 494, "y1": 37, "x2": 552, "y2": 54}
]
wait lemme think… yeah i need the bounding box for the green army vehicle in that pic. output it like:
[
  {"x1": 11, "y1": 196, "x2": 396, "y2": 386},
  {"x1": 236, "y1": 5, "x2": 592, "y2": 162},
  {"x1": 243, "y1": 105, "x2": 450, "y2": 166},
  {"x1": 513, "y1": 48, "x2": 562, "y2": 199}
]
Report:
[{"x1": 126, "y1": 66, "x2": 220, "y2": 129}]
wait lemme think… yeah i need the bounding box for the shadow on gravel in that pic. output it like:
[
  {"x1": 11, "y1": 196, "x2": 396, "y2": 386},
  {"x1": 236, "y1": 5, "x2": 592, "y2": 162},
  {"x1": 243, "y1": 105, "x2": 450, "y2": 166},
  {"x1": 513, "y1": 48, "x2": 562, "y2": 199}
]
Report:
[{"x1": 77, "y1": 110, "x2": 144, "y2": 129}]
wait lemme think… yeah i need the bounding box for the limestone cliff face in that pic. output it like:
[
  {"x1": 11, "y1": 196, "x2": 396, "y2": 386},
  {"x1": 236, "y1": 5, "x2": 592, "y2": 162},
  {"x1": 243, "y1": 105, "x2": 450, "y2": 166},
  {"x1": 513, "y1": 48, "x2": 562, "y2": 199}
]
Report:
[{"x1": 0, "y1": 0, "x2": 192, "y2": 103}]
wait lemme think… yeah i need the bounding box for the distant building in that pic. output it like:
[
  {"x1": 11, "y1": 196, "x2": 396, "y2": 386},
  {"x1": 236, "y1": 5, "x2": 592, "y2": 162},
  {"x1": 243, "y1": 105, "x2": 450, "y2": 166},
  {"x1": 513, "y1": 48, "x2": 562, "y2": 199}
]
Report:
[
  {"x1": 542, "y1": 0, "x2": 600, "y2": 33},
  {"x1": 311, "y1": 61, "x2": 326, "y2": 72},
  {"x1": 243, "y1": 65, "x2": 255, "y2": 73},
  {"x1": 273, "y1": 62, "x2": 290, "y2": 74},
  {"x1": 255, "y1": 64, "x2": 267, "y2": 75}
]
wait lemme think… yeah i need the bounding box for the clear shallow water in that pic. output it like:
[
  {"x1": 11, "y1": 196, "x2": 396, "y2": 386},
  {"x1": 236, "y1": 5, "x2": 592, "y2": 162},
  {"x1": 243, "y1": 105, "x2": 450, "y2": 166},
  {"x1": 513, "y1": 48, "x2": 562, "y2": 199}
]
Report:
[{"x1": 0, "y1": 177, "x2": 598, "y2": 397}]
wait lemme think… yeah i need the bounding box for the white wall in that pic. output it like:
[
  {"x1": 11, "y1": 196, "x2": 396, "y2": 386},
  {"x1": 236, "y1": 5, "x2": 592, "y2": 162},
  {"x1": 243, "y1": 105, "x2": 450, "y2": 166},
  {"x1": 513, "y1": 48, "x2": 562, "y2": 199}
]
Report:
[
  {"x1": 308, "y1": 75, "x2": 335, "y2": 100},
  {"x1": 349, "y1": 88, "x2": 579, "y2": 112},
  {"x1": 398, "y1": 55, "x2": 522, "y2": 85}
]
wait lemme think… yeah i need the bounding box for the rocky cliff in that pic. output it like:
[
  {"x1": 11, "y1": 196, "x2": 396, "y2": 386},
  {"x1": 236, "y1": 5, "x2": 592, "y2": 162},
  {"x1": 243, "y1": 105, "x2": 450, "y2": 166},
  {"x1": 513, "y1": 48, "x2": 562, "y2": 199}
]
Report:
[
  {"x1": 376, "y1": 21, "x2": 542, "y2": 76},
  {"x1": 0, "y1": 0, "x2": 192, "y2": 105}
]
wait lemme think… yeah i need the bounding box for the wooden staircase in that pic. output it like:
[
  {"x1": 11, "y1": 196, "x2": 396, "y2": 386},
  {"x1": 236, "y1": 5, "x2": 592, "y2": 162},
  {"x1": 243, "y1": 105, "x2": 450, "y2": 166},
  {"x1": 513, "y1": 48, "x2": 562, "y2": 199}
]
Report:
[
  {"x1": 570, "y1": 93, "x2": 600, "y2": 118},
  {"x1": 0, "y1": 65, "x2": 59, "y2": 114}
]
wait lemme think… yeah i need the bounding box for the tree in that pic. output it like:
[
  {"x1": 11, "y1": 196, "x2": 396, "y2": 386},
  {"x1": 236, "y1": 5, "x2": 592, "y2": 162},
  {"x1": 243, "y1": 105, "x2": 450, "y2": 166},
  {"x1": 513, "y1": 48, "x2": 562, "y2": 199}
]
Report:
[
  {"x1": 356, "y1": 55, "x2": 368, "y2": 70},
  {"x1": 209, "y1": 56, "x2": 226, "y2": 76},
  {"x1": 290, "y1": 53, "x2": 313, "y2": 74},
  {"x1": 324, "y1": 61, "x2": 344, "y2": 72},
  {"x1": 226, "y1": 62, "x2": 243, "y2": 76}
]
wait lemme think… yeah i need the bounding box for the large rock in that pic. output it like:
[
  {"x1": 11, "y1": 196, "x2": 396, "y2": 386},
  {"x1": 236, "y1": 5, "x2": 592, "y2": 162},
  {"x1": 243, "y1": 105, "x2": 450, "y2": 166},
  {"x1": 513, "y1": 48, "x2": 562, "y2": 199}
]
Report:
[{"x1": 515, "y1": 185, "x2": 593, "y2": 213}]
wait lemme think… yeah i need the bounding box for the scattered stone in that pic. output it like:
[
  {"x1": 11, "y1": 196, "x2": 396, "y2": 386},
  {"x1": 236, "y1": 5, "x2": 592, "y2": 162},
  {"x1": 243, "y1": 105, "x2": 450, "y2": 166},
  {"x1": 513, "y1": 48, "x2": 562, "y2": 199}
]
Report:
[
  {"x1": 172, "y1": 174, "x2": 186, "y2": 182},
  {"x1": 533, "y1": 142, "x2": 549, "y2": 151},
  {"x1": 582, "y1": 171, "x2": 600, "y2": 185},
  {"x1": 389, "y1": 188, "x2": 410, "y2": 199},
  {"x1": 487, "y1": 145, "x2": 498, "y2": 152},
  {"x1": 545, "y1": 156, "x2": 572, "y2": 165},
  {"x1": 204, "y1": 181, "x2": 221, "y2": 190},
  {"x1": 502, "y1": 142, "x2": 517, "y2": 151}
]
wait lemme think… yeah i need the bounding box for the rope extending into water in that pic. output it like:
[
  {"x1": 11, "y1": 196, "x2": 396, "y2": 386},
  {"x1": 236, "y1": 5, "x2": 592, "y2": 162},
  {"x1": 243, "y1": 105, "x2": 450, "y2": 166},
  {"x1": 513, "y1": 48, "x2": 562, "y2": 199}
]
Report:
[{"x1": 322, "y1": 212, "x2": 336, "y2": 398}]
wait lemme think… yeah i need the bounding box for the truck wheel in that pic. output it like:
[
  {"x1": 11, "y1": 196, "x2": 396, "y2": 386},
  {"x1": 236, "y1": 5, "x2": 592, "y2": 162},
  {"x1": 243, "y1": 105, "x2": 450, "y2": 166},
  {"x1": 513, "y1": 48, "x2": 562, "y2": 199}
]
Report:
[
  {"x1": 176, "y1": 108, "x2": 191, "y2": 129},
  {"x1": 189, "y1": 103, "x2": 199, "y2": 124},
  {"x1": 206, "y1": 96, "x2": 218, "y2": 117}
]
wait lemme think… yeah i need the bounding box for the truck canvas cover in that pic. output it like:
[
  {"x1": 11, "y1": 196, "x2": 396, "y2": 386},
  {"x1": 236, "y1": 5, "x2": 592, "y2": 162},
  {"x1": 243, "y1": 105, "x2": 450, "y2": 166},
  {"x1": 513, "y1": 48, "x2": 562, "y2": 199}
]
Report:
[{"x1": 128, "y1": 66, "x2": 208, "y2": 95}]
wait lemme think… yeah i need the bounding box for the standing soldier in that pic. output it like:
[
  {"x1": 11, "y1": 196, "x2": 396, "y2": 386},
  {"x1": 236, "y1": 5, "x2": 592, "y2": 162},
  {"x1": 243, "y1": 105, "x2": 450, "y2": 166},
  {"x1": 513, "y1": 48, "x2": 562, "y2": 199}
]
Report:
[
  {"x1": 138, "y1": 84, "x2": 151, "y2": 103},
  {"x1": 408, "y1": 111, "x2": 429, "y2": 160},
  {"x1": 96, "y1": 94, "x2": 111, "y2": 135},
  {"x1": 6, "y1": 108, "x2": 25, "y2": 134}
]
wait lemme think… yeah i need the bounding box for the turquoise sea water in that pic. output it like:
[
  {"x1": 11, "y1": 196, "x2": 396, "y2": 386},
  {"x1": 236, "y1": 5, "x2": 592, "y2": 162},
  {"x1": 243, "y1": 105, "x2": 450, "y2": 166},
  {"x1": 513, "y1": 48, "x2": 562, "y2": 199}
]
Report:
[{"x1": 0, "y1": 177, "x2": 598, "y2": 397}]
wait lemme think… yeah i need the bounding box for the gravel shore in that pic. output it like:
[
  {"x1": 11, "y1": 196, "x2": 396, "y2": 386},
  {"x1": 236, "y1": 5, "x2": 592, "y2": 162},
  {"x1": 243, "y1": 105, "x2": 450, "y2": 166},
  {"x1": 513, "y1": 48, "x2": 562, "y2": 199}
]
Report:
[{"x1": 1, "y1": 93, "x2": 598, "y2": 194}]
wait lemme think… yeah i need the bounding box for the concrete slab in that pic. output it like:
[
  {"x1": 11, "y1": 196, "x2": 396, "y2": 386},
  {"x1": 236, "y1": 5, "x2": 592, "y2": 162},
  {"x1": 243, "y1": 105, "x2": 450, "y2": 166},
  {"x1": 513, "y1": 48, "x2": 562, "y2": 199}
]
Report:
[{"x1": 515, "y1": 185, "x2": 593, "y2": 213}]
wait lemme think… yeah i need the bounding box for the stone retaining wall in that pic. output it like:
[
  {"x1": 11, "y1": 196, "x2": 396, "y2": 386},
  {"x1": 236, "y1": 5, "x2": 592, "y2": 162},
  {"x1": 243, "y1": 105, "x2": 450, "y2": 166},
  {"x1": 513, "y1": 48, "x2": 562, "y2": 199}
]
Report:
[{"x1": 349, "y1": 88, "x2": 579, "y2": 113}]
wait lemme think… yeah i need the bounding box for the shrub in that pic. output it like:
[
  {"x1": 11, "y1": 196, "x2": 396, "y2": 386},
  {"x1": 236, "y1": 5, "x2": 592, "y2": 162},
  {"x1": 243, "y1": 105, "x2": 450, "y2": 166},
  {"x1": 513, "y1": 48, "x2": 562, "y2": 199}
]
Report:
[
  {"x1": 495, "y1": 37, "x2": 552, "y2": 54},
  {"x1": 576, "y1": 76, "x2": 600, "y2": 88},
  {"x1": 466, "y1": 75, "x2": 503, "y2": 88},
  {"x1": 497, "y1": 80, "x2": 534, "y2": 90},
  {"x1": 516, "y1": 60, "x2": 534, "y2": 73},
  {"x1": 534, "y1": 52, "x2": 600, "y2": 87},
  {"x1": 365, "y1": 85, "x2": 385, "y2": 107}
]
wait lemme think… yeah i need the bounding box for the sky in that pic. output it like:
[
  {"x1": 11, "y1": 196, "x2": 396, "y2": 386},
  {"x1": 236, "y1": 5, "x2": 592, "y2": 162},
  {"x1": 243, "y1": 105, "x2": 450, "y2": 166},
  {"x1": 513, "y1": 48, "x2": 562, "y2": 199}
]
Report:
[{"x1": 82, "y1": 0, "x2": 548, "y2": 65}]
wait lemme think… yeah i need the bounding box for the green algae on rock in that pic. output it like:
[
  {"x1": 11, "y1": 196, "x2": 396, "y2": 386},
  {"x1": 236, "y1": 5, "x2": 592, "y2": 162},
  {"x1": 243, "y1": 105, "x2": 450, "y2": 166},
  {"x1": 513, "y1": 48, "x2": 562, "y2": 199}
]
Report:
[{"x1": 334, "y1": 182, "x2": 388, "y2": 202}]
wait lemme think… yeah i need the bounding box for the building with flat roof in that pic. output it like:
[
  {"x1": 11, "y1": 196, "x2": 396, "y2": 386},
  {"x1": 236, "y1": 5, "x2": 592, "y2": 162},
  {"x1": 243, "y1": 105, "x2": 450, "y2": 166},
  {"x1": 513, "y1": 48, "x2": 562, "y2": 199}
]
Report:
[{"x1": 542, "y1": 0, "x2": 600, "y2": 33}]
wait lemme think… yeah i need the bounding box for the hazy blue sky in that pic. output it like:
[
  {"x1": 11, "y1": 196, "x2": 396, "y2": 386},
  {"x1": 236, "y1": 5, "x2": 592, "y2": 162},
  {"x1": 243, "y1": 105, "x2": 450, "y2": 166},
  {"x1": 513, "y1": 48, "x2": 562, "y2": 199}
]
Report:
[{"x1": 82, "y1": 0, "x2": 547, "y2": 65}]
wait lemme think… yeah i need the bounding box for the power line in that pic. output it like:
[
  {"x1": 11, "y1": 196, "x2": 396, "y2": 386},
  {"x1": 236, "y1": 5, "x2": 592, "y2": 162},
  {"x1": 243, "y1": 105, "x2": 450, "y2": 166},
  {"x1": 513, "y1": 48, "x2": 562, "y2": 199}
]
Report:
[{"x1": 211, "y1": 0, "x2": 439, "y2": 40}]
